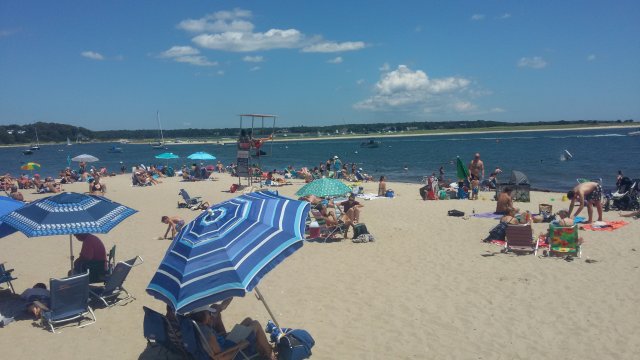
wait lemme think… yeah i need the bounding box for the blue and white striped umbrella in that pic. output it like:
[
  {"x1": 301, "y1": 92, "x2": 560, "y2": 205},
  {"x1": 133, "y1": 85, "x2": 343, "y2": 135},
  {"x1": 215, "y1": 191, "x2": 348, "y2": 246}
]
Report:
[
  {"x1": 0, "y1": 196, "x2": 25, "y2": 238},
  {"x1": 146, "y1": 191, "x2": 310, "y2": 315},
  {"x1": 0, "y1": 192, "x2": 137, "y2": 270}
]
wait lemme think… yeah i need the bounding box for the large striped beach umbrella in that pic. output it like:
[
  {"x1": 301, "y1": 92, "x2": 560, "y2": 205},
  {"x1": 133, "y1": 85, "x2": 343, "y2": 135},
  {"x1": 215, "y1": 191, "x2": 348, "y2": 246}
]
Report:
[
  {"x1": 295, "y1": 177, "x2": 353, "y2": 198},
  {"x1": 146, "y1": 191, "x2": 310, "y2": 324},
  {"x1": 0, "y1": 192, "x2": 137, "y2": 271},
  {"x1": 0, "y1": 196, "x2": 24, "y2": 238}
]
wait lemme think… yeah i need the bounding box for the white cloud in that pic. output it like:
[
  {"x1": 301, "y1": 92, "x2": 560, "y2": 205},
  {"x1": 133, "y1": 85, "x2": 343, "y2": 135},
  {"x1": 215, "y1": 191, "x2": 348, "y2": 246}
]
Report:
[
  {"x1": 356, "y1": 79, "x2": 365, "y2": 85},
  {"x1": 327, "y1": 56, "x2": 343, "y2": 64},
  {"x1": 159, "y1": 45, "x2": 217, "y2": 66},
  {"x1": 354, "y1": 65, "x2": 474, "y2": 113},
  {"x1": 0, "y1": 29, "x2": 16, "y2": 37},
  {"x1": 490, "y1": 107, "x2": 506, "y2": 113},
  {"x1": 249, "y1": 66, "x2": 261, "y2": 71},
  {"x1": 587, "y1": 54, "x2": 596, "y2": 61},
  {"x1": 517, "y1": 56, "x2": 547, "y2": 69},
  {"x1": 176, "y1": 8, "x2": 365, "y2": 54},
  {"x1": 302, "y1": 41, "x2": 366, "y2": 53},
  {"x1": 499, "y1": 13, "x2": 511, "y2": 19},
  {"x1": 193, "y1": 29, "x2": 303, "y2": 52},
  {"x1": 243, "y1": 55, "x2": 264, "y2": 62},
  {"x1": 217, "y1": 70, "x2": 225, "y2": 76},
  {"x1": 81, "y1": 51, "x2": 104, "y2": 60},
  {"x1": 379, "y1": 63, "x2": 390, "y2": 71},
  {"x1": 471, "y1": 14, "x2": 485, "y2": 21}
]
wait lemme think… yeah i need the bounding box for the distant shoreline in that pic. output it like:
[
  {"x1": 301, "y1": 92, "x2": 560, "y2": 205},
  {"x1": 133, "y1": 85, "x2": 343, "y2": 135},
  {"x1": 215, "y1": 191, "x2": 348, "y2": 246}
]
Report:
[{"x1": 1, "y1": 123, "x2": 638, "y2": 148}]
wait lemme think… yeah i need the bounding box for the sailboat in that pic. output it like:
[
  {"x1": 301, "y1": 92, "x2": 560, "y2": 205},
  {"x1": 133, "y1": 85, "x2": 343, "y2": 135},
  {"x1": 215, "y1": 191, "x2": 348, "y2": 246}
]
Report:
[
  {"x1": 66, "y1": 137, "x2": 72, "y2": 146},
  {"x1": 151, "y1": 110, "x2": 167, "y2": 149},
  {"x1": 30, "y1": 127, "x2": 41, "y2": 150}
]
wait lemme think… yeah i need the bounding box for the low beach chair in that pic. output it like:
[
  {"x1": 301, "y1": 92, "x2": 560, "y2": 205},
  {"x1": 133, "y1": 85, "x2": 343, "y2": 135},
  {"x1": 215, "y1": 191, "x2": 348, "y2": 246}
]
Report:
[
  {"x1": 0, "y1": 262, "x2": 17, "y2": 293},
  {"x1": 547, "y1": 224, "x2": 581, "y2": 258},
  {"x1": 180, "y1": 317, "x2": 256, "y2": 360},
  {"x1": 179, "y1": 188, "x2": 202, "y2": 207},
  {"x1": 36, "y1": 271, "x2": 97, "y2": 333},
  {"x1": 504, "y1": 223, "x2": 538, "y2": 255},
  {"x1": 90, "y1": 256, "x2": 142, "y2": 308},
  {"x1": 142, "y1": 306, "x2": 188, "y2": 358},
  {"x1": 310, "y1": 209, "x2": 345, "y2": 242}
]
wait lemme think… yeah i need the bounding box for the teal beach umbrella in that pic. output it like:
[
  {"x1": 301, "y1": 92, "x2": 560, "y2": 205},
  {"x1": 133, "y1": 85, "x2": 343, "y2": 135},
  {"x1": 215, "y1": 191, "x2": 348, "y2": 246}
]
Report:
[
  {"x1": 187, "y1": 152, "x2": 216, "y2": 161},
  {"x1": 295, "y1": 178, "x2": 353, "y2": 197},
  {"x1": 155, "y1": 152, "x2": 180, "y2": 160}
]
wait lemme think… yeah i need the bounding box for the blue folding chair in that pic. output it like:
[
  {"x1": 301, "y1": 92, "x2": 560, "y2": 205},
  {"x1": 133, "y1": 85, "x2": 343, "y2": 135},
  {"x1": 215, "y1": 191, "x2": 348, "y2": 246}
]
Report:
[
  {"x1": 36, "y1": 271, "x2": 96, "y2": 333},
  {"x1": 0, "y1": 263, "x2": 17, "y2": 293},
  {"x1": 180, "y1": 316, "x2": 258, "y2": 360},
  {"x1": 142, "y1": 306, "x2": 188, "y2": 358},
  {"x1": 179, "y1": 189, "x2": 202, "y2": 206},
  {"x1": 90, "y1": 256, "x2": 142, "y2": 308}
]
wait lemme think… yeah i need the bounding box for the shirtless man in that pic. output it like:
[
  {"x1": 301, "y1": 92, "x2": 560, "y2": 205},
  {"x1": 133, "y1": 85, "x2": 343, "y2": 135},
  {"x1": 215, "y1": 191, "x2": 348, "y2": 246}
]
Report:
[
  {"x1": 495, "y1": 187, "x2": 517, "y2": 214},
  {"x1": 469, "y1": 153, "x2": 485, "y2": 180},
  {"x1": 567, "y1": 181, "x2": 603, "y2": 223}
]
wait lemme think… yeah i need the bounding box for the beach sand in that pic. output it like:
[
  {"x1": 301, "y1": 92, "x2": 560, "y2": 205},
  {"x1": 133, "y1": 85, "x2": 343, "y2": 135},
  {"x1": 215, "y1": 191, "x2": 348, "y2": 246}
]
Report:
[{"x1": 1, "y1": 173, "x2": 639, "y2": 359}]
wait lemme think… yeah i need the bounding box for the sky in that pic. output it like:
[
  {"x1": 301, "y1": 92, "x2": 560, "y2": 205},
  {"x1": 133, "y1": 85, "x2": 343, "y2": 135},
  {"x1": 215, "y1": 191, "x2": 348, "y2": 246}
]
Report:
[{"x1": 1, "y1": 0, "x2": 639, "y2": 130}]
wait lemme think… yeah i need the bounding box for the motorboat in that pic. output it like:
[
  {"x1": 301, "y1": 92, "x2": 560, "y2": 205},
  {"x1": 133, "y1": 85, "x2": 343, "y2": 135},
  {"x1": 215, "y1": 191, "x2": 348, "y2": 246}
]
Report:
[
  {"x1": 629, "y1": 130, "x2": 640, "y2": 136},
  {"x1": 107, "y1": 145, "x2": 123, "y2": 153},
  {"x1": 360, "y1": 139, "x2": 381, "y2": 148}
]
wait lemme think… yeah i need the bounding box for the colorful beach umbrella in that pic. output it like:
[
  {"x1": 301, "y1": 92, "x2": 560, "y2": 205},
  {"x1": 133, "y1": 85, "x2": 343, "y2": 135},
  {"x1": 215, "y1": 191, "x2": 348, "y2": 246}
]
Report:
[
  {"x1": 20, "y1": 162, "x2": 41, "y2": 171},
  {"x1": 456, "y1": 157, "x2": 469, "y2": 181},
  {"x1": 155, "y1": 152, "x2": 180, "y2": 160},
  {"x1": 0, "y1": 196, "x2": 24, "y2": 238},
  {"x1": 146, "y1": 191, "x2": 310, "y2": 325},
  {"x1": 187, "y1": 151, "x2": 216, "y2": 161},
  {"x1": 295, "y1": 177, "x2": 353, "y2": 198},
  {"x1": 71, "y1": 154, "x2": 99, "y2": 162},
  {"x1": 0, "y1": 192, "x2": 137, "y2": 271}
]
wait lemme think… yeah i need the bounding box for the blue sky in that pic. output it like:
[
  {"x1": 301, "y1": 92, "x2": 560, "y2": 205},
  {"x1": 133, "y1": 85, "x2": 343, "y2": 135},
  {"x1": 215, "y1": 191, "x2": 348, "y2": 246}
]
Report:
[{"x1": 1, "y1": 0, "x2": 639, "y2": 130}]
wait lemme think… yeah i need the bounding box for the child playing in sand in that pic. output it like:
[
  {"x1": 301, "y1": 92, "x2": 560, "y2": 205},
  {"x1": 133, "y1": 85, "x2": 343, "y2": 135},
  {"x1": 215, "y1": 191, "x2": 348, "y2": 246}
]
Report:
[
  {"x1": 161, "y1": 216, "x2": 185, "y2": 239},
  {"x1": 471, "y1": 175, "x2": 479, "y2": 200}
]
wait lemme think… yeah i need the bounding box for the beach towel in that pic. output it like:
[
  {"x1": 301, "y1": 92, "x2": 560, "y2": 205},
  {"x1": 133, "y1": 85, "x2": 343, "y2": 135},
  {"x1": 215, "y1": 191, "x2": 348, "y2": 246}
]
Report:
[
  {"x1": 581, "y1": 220, "x2": 629, "y2": 231},
  {"x1": 473, "y1": 212, "x2": 503, "y2": 219},
  {"x1": 356, "y1": 193, "x2": 388, "y2": 200}
]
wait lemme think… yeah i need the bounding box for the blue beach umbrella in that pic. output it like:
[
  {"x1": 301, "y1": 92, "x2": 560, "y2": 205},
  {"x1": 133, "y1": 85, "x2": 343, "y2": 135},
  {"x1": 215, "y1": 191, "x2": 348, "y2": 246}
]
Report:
[
  {"x1": 155, "y1": 152, "x2": 180, "y2": 160},
  {"x1": 0, "y1": 196, "x2": 25, "y2": 238},
  {"x1": 146, "y1": 191, "x2": 310, "y2": 325},
  {"x1": 0, "y1": 192, "x2": 137, "y2": 271},
  {"x1": 187, "y1": 151, "x2": 216, "y2": 161}
]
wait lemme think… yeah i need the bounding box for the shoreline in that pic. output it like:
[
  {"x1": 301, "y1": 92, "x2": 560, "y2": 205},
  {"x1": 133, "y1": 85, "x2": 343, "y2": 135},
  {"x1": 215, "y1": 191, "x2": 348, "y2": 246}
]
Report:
[{"x1": 1, "y1": 124, "x2": 638, "y2": 148}]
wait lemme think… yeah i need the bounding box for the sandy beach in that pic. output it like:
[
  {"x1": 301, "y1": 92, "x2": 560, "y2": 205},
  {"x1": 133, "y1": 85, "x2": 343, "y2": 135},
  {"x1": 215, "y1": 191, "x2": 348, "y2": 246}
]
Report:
[{"x1": 1, "y1": 173, "x2": 639, "y2": 359}]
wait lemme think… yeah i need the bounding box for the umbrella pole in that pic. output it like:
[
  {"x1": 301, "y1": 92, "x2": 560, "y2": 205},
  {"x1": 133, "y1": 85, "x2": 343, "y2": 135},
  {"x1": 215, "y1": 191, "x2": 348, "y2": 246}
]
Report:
[
  {"x1": 254, "y1": 286, "x2": 280, "y2": 329},
  {"x1": 69, "y1": 234, "x2": 74, "y2": 272}
]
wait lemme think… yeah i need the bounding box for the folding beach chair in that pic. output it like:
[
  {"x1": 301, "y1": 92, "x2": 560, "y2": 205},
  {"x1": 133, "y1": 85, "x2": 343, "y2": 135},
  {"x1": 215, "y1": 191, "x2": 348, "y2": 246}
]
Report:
[
  {"x1": 180, "y1": 317, "x2": 257, "y2": 360},
  {"x1": 90, "y1": 256, "x2": 143, "y2": 308},
  {"x1": 36, "y1": 271, "x2": 97, "y2": 333},
  {"x1": 504, "y1": 223, "x2": 538, "y2": 255},
  {"x1": 142, "y1": 306, "x2": 188, "y2": 359},
  {"x1": 0, "y1": 262, "x2": 17, "y2": 293},
  {"x1": 547, "y1": 224, "x2": 581, "y2": 258},
  {"x1": 179, "y1": 188, "x2": 202, "y2": 207},
  {"x1": 310, "y1": 209, "x2": 346, "y2": 242}
]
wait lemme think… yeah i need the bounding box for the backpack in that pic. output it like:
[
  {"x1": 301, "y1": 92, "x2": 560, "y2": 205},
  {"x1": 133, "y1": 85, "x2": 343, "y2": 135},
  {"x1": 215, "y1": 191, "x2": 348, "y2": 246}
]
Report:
[
  {"x1": 277, "y1": 329, "x2": 315, "y2": 360},
  {"x1": 447, "y1": 210, "x2": 465, "y2": 217},
  {"x1": 353, "y1": 223, "x2": 369, "y2": 238}
]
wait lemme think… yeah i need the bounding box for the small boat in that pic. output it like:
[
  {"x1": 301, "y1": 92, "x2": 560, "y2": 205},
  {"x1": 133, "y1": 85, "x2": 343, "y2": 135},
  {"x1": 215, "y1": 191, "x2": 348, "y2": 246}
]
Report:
[
  {"x1": 151, "y1": 110, "x2": 167, "y2": 149},
  {"x1": 360, "y1": 139, "x2": 381, "y2": 148},
  {"x1": 629, "y1": 130, "x2": 640, "y2": 136},
  {"x1": 107, "y1": 145, "x2": 123, "y2": 153},
  {"x1": 564, "y1": 149, "x2": 573, "y2": 160},
  {"x1": 22, "y1": 149, "x2": 33, "y2": 155},
  {"x1": 66, "y1": 137, "x2": 72, "y2": 146}
]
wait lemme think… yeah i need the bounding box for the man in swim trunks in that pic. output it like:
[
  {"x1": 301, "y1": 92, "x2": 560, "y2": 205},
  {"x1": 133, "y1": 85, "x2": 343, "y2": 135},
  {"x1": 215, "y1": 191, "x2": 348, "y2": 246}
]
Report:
[
  {"x1": 567, "y1": 181, "x2": 603, "y2": 223},
  {"x1": 469, "y1": 153, "x2": 485, "y2": 181}
]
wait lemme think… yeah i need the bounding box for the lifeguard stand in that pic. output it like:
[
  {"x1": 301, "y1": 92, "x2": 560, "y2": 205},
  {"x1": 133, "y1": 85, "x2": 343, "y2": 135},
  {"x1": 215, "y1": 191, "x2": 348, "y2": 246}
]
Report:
[{"x1": 236, "y1": 114, "x2": 277, "y2": 187}]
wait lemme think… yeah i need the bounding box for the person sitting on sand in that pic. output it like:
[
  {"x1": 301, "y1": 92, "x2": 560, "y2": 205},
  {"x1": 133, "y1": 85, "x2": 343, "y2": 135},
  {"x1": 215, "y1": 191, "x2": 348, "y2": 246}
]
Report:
[
  {"x1": 339, "y1": 194, "x2": 363, "y2": 224},
  {"x1": 189, "y1": 306, "x2": 275, "y2": 360},
  {"x1": 619, "y1": 210, "x2": 640, "y2": 218},
  {"x1": 89, "y1": 174, "x2": 106, "y2": 195},
  {"x1": 495, "y1": 187, "x2": 517, "y2": 214},
  {"x1": 567, "y1": 181, "x2": 603, "y2": 223},
  {"x1": 162, "y1": 216, "x2": 185, "y2": 239},
  {"x1": 21, "y1": 283, "x2": 50, "y2": 320},
  {"x1": 554, "y1": 209, "x2": 574, "y2": 226},
  {"x1": 378, "y1": 176, "x2": 387, "y2": 197},
  {"x1": 9, "y1": 186, "x2": 25, "y2": 202}
]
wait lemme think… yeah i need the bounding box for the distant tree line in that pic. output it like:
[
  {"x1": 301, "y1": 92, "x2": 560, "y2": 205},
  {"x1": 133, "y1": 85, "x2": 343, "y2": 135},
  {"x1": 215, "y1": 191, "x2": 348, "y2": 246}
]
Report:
[{"x1": 0, "y1": 119, "x2": 634, "y2": 145}]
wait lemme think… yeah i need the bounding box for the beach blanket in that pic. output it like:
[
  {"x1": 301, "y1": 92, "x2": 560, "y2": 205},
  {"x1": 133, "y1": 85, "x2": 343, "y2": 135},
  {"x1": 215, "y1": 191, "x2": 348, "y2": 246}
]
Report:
[
  {"x1": 356, "y1": 193, "x2": 388, "y2": 201},
  {"x1": 580, "y1": 220, "x2": 629, "y2": 231},
  {"x1": 473, "y1": 212, "x2": 502, "y2": 219}
]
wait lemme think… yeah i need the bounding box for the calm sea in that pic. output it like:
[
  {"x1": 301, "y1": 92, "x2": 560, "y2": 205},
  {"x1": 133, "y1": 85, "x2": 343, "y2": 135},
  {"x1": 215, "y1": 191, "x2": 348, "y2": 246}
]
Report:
[{"x1": 3, "y1": 127, "x2": 639, "y2": 192}]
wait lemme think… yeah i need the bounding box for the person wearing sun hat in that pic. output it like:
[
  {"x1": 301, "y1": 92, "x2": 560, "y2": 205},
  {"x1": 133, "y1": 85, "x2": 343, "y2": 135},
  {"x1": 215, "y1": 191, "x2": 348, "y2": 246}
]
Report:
[{"x1": 333, "y1": 155, "x2": 342, "y2": 179}]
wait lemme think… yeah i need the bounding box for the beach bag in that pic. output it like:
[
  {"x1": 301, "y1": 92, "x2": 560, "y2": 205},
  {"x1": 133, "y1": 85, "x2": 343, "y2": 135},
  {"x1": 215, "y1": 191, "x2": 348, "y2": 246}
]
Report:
[
  {"x1": 353, "y1": 223, "x2": 369, "y2": 238},
  {"x1": 447, "y1": 210, "x2": 465, "y2": 217},
  {"x1": 230, "y1": 184, "x2": 239, "y2": 193},
  {"x1": 484, "y1": 222, "x2": 508, "y2": 242},
  {"x1": 277, "y1": 329, "x2": 315, "y2": 360},
  {"x1": 385, "y1": 189, "x2": 395, "y2": 198},
  {"x1": 353, "y1": 234, "x2": 375, "y2": 243}
]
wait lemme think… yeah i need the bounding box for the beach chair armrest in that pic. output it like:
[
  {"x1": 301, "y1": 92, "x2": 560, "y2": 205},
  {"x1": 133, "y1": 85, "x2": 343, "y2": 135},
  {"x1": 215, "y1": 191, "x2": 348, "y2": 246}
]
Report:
[
  {"x1": 213, "y1": 340, "x2": 250, "y2": 360},
  {"x1": 33, "y1": 300, "x2": 50, "y2": 312}
]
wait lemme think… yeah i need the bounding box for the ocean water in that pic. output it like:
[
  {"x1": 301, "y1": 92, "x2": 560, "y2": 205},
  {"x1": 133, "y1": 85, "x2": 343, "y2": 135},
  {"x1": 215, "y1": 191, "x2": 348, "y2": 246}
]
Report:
[{"x1": 2, "y1": 127, "x2": 639, "y2": 192}]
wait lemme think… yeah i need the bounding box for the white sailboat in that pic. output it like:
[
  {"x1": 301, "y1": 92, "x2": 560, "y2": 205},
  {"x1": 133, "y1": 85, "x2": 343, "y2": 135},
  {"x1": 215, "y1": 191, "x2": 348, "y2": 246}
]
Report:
[
  {"x1": 66, "y1": 137, "x2": 72, "y2": 146},
  {"x1": 151, "y1": 110, "x2": 167, "y2": 149},
  {"x1": 30, "y1": 127, "x2": 41, "y2": 150}
]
